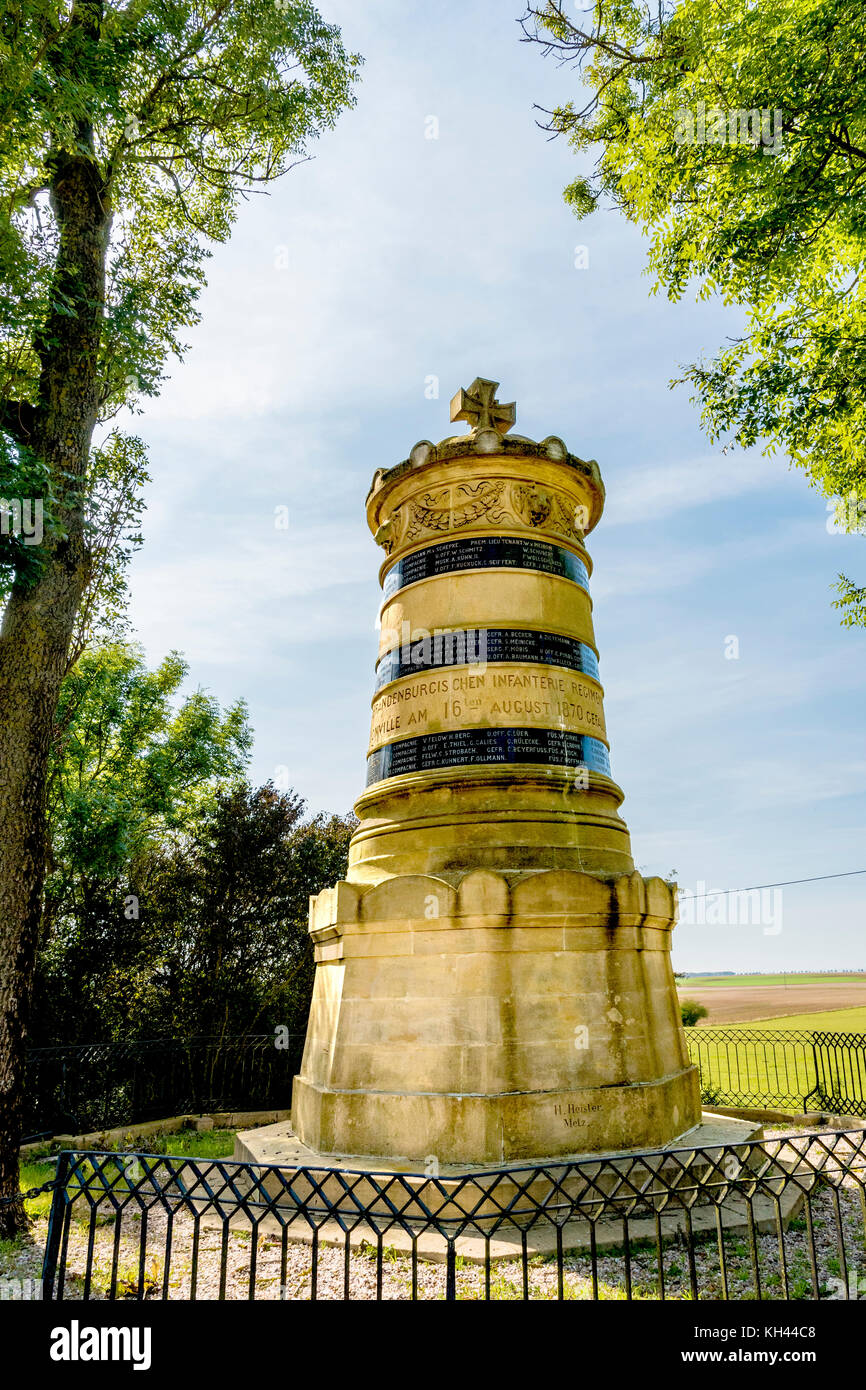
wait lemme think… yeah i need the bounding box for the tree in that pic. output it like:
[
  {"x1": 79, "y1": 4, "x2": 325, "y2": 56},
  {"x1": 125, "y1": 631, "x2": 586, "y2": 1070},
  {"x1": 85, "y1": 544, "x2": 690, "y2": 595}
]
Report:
[
  {"x1": 680, "y1": 999, "x2": 709, "y2": 1028},
  {"x1": 34, "y1": 782, "x2": 356, "y2": 1046},
  {"x1": 0, "y1": 0, "x2": 359, "y2": 1234},
  {"x1": 41, "y1": 640, "x2": 252, "y2": 965},
  {"x1": 132, "y1": 785, "x2": 355, "y2": 1041},
  {"x1": 521, "y1": 1, "x2": 866, "y2": 622},
  {"x1": 1, "y1": 428, "x2": 149, "y2": 661}
]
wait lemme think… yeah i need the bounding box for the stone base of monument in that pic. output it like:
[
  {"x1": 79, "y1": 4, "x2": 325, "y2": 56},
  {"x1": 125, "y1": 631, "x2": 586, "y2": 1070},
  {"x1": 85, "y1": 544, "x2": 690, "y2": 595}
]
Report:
[
  {"x1": 226, "y1": 1113, "x2": 799, "y2": 1264},
  {"x1": 292, "y1": 869, "x2": 707, "y2": 1165}
]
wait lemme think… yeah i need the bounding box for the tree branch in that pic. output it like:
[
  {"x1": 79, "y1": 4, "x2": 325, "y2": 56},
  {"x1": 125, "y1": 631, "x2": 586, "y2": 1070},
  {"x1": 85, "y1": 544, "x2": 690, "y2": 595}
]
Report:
[{"x1": 0, "y1": 399, "x2": 37, "y2": 446}]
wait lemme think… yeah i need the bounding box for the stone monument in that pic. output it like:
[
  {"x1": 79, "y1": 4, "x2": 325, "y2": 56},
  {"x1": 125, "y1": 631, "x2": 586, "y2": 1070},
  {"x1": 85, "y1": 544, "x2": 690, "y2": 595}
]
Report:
[{"x1": 286, "y1": 377, "x2": 704, "y2": 1166}]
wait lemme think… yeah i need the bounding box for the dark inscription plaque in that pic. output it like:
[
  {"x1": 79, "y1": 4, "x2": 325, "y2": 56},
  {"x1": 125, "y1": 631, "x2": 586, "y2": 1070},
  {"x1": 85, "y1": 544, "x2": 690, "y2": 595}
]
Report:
[
  {"x1": 383, "y1": 536, "x2": 590, "y2": 599},
  {"x1": 366, "y1": 729, "x2": 611, "y2": 784},
  {"x1": 374, "y1": 629, "x2": 600, "y2": 691}
]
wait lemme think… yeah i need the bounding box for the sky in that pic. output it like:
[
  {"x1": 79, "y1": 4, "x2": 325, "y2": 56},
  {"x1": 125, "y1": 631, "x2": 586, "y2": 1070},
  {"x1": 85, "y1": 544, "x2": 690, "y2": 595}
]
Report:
[{"x1": 120, "y1": 0, "x2": 866, "y2": 974}]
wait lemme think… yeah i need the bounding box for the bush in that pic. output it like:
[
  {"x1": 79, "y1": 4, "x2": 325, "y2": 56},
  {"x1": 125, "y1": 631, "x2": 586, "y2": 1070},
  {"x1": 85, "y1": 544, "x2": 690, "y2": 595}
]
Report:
[{"x1": 681, "y1": 999, "x2": 709, "y2": 1028}]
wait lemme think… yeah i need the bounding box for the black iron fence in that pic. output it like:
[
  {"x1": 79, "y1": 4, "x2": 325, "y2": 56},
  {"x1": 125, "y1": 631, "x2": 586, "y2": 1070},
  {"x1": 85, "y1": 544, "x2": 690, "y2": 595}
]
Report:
[
  {"x1": 23, "y1": 1035, "x2": 304, "y2": 1138},
  {"x1": 38, "y1": 1127, "x2": 866, "y2": 1301},
  {"x1": 24, "y1": 1027, "x2": 866, "y2": 1141},
  {"x1": 685, "y1": 1028, "x2": 866, "y2": 1117}
]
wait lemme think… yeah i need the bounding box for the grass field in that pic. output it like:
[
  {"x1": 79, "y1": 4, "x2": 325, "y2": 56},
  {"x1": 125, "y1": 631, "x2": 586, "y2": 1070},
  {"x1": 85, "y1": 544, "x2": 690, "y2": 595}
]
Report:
[
  {"x1": 676, "y1": 979, "x2": 866, "y2": 1024},
  {"x1": 680, "y1": 973, "x2": 866, "y2": 988},
  {"x1": 15, "y1": 1127, "x2": 238, "y2": 1226},
  {"x1": 684, "y1": 1010, "x2": 866, "y2": 1112},
  {"x1": 725, "y1": 1007, "x2": 866, "y2": 1032}
]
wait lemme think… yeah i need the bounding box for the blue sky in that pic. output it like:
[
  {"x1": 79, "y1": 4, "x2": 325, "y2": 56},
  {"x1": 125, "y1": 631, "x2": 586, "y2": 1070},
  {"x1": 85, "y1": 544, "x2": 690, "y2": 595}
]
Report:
[{"x1": 121, "y1": 0, "x2": 866, "y2": 973}]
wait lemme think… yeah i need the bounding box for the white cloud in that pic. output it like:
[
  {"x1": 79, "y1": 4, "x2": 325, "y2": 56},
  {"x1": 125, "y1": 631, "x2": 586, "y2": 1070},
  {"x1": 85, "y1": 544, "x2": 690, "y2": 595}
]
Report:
[{"x1": 603, "y1": 450, "x2": 789, "y2": 527}]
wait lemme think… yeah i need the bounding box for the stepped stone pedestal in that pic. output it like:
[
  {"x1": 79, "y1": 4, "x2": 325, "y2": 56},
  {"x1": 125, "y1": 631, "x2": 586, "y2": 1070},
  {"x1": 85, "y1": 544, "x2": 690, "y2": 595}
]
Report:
[
  {"x1": 292, "y1": 867, "x2": 701, "y2": 1164},
  {"x1": 244, "y1": 378, "x2": 713, "y2": 1176}
]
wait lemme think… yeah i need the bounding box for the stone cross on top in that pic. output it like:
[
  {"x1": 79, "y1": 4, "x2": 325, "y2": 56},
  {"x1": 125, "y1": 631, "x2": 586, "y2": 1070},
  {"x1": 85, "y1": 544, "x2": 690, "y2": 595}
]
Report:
[{"x1": 450, "y1": 377, "x2": 516, "y2": 435}]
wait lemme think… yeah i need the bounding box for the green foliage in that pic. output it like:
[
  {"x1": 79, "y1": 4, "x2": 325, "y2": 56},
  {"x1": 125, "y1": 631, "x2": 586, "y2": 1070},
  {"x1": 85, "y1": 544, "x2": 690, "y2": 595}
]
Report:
[
  {"x1": 1, "y1": 425, "x2": 148, "y2": 624},
  {"x1": 72, "y1": 431, "x2": 150, "y2": 653},
  {"x1": 129, "y1": 783, "x2": 355, "y2": 1039},
  {"x1": 562, "y1": 175, "x2": 598, "y2": 218},
  {"x1": 0, "y1": 438, "x2": 57, "y2": 588},
  {"x1": 680, "y1": 999, "x2": 709, "y2": 1027},
  {"x1": 47, "y1": 640, "x2": 251, "y2": 892},
  {"x1": 50, "y1": 1127, "x2": 239, "y2": 1158},
  {"x1": 19, "y1": 1158, "x2": 56, "y2": 1220},
  {"x1": 524, "y1": 0, "x2": 866, "y2": 621},
  {"x1": 36, "y1": 640, "x2": 253, "y2": 1039},
  {"x1": 111, "y1": 1258, "x2": 162, "y2": 1301},
  {"x1": 132, "y1": 1128, "x2": 238, "y2": 1160},
  {"x1": 35, "y1": 646, "x2": 355, "y2": 1043},
  {"x1": 0, "y1": 0, "x2": 360, "y2": 588},
  {"x1": 0, "y1": 0, "x2": 360, "y2": 404},
  {"x1": 833, "y1": 575, "x2": 866, "y2": 627}
]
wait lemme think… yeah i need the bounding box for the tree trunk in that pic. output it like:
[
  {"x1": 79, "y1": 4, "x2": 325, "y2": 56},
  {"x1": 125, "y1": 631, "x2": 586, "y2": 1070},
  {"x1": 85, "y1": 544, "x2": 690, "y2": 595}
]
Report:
[{"x1": 0, "y1": 133, "x2": 110, "y2": 1236}]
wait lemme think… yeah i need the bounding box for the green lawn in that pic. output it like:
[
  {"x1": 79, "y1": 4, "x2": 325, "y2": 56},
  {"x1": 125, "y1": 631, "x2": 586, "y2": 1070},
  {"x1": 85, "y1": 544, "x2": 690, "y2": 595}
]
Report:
[
  {"x1": 18, "y1": 1127, "x2": 238, "y2": 1220},
  {"x1": 126, "y1": 1127, "x2": 238, "y2": 1160},
  {"x1": 728, "y1": 1006, "x2": 866, "y2": 1032},
  {"x1": 679, "y1": 973, "x2": 866, "y2": 988},
  {"x1": 19, "y1": 1157, "x2": 58, "y2": 1219},
  {"x1": 686, "y1": 1012, "x2": 866, "y2": 1112}
]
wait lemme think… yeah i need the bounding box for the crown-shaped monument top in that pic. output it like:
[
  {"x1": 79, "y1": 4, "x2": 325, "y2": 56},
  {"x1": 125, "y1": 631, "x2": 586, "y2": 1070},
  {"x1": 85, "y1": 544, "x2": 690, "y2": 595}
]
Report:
[{"x1": 449, "y1": 376, "x2": 516, "y2": 435}]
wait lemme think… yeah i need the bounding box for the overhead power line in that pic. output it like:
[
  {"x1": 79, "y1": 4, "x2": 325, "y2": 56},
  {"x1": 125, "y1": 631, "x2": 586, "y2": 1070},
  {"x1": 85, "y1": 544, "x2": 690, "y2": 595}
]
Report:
[{"x1": 689, "y1": 869, "x2": 866, "y2": 900}]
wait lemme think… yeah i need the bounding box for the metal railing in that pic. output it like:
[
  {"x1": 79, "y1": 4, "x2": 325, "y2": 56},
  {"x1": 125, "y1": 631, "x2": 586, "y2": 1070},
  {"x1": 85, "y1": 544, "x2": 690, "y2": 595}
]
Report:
[
  {"x1": 685, "y1": 1028, "x2": 866, "y2": 1117},
  {"x1": 24, "y1": 1035, "x2": 304, "y2": 1138},
  {"x1": 24, "y1": 1027, "x2": 866, "y2": 1141},
  {"x1": 38, "y1": 1127, "x2": 866, "y2": 1301}
]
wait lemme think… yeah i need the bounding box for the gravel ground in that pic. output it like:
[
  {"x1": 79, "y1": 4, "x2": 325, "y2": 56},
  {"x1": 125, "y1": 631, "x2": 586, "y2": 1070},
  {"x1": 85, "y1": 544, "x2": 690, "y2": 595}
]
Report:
[{"x1": 3, "y1": 1125, "x2": 864, "y2": 1302}]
